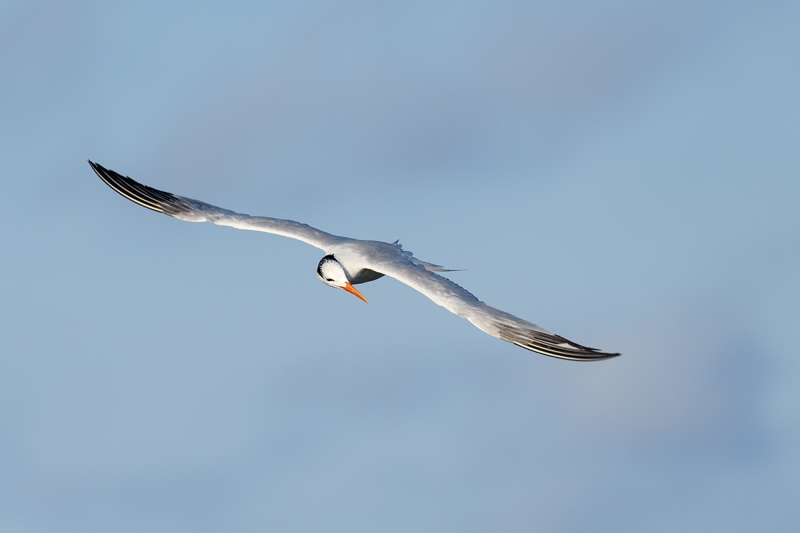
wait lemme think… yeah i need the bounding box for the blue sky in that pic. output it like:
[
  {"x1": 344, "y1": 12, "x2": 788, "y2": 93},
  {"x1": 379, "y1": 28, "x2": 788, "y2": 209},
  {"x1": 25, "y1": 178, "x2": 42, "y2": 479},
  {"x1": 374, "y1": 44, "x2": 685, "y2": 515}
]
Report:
[{"x1": 1, "y1": 1, "x2": 799, "y2": 531}]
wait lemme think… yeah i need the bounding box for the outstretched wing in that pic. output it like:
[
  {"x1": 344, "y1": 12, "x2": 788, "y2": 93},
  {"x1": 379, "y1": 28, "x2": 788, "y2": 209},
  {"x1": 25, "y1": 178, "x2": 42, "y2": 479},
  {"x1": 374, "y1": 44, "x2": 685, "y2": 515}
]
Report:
[
  {"x1": 89, "y1": 161, "x2": 344, "y2": 251},
  {"x1": 372, "y1": 256, "x2": 619, "y2": 361}
]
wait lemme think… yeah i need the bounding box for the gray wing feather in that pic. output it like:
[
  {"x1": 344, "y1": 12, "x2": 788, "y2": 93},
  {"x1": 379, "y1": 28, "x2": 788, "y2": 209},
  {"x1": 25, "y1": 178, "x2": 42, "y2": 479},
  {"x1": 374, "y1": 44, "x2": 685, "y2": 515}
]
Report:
[
  {"x1": 90, "y1": 161, "x2": 343, "y2": 250},
  {"x1": 374, "y1": 258, "x2": 619, "y2": 361}
]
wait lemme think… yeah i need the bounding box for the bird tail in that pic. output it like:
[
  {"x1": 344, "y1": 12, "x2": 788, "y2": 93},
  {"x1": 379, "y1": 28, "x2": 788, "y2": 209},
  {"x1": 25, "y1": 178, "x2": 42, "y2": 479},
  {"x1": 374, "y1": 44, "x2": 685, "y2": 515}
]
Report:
[
  {"x1": 391, "y1": 240, "x2": 461, "y2": 272},
  {"x1": 411, "y1": 258, "x2": 460, "y2": 272}
]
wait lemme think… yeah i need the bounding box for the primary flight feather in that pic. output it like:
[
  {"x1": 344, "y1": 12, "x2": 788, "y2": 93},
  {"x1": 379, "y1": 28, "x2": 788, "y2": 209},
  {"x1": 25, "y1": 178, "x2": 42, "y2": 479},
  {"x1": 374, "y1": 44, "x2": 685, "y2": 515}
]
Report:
[{"x1": 90, "y1": 160, "x2": 619, "y2": 361}]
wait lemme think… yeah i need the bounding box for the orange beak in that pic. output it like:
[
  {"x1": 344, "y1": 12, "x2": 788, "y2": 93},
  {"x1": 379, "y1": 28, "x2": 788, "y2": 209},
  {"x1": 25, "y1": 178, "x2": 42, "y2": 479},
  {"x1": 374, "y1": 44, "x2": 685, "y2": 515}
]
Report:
[{"x1": 342, "y1": 282, "x2": 369, "y2": 304}]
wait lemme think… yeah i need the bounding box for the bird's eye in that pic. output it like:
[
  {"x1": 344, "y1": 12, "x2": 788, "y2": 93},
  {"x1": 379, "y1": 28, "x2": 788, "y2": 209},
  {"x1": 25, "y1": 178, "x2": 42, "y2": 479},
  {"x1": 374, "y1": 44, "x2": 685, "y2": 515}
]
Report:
[{"x1": 326, "y1": 278, "x2": 334, "y2": 282}]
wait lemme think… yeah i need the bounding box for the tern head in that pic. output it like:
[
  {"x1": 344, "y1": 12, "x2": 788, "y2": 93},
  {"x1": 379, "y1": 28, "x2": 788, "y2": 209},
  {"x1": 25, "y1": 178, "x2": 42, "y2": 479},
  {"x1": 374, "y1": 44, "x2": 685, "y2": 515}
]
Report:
[{"x1": 316, "y1": 254, "x2": 369, "y2": 304}]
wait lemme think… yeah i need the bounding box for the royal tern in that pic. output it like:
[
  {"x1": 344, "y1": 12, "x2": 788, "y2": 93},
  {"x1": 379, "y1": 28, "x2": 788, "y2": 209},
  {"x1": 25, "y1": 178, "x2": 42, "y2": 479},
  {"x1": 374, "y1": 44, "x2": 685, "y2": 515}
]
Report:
[{"x1": 89, "y1": 161, "x2": 619, "y2": 361}]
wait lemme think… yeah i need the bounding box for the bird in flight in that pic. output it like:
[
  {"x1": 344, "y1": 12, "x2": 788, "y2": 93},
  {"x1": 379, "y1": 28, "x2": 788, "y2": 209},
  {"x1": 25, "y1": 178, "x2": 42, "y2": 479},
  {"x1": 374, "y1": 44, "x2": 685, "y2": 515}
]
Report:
[{"x1": 89, "y1": 161, "x2": 619, "y2": 361}]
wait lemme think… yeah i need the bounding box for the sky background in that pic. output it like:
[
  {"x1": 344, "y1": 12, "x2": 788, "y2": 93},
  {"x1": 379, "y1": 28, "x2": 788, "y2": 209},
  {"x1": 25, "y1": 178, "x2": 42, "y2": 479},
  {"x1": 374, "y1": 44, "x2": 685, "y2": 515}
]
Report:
[{"x1": 1, "y1": 1, "x2": 799, "y2": 531}]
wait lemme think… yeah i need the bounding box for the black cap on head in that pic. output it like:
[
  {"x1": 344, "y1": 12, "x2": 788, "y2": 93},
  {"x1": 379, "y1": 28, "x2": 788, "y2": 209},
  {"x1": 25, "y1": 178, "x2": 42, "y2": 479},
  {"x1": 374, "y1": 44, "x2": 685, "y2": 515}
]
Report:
[{"x1": 317, "y1": 254, "x2": 337, "y2": 278}]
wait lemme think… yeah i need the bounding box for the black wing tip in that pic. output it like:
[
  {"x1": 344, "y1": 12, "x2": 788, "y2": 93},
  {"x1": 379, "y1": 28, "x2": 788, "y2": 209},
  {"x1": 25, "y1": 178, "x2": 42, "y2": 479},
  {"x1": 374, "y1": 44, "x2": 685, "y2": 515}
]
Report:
[
  {"x1": 497, "y1": 323, "x2": 620, "y2": 361},
  {"x1": 501, "y1": 329, "x2": 620, "y2": 361},
  {"x1": 579, "y1": 350, "x2": 621, "y2": 361},
  {"x1": 517, "y1": 343, "x2": 621, "y2": 361},
  {"x1": 88, "y1": 159, "x2": 110, "y2": 175},
  {"x1": 89, "y1": 159, "x2": 175, "y2": 214},
  {"x1": 540, "y1": 333, "x2": 621, "y2": 361},
  {"x1": 569, "y1": 345, "x2": 621, "y2": 361},
  {"x1": 87, "y1": 159, "x2": 102, "y2": 174},
  {"x1": 547, "y1": 345, "x2": 622, "y2": 362},
  {"x1": 87, "y1": 159, "x2": 118, "y2": 183}
]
